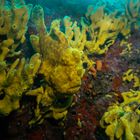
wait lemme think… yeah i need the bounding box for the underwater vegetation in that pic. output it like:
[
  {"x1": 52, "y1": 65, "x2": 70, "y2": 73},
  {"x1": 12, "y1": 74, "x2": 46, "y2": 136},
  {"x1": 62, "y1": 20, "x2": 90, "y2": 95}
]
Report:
[
  {"x1": 0, "y1": 0, "x2": 140, "y2": 139},
  {"x1": 100, "y1": 90, "x2": 140, "y2": 140}
]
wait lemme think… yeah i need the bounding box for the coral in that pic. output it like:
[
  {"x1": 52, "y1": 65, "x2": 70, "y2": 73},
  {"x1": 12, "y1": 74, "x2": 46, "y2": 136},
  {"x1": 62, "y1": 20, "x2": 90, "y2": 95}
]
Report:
[
  {"x1": 28, "y1": 3, "x2": 140, "y2": 124},
  {"x1": 0, "y1": 39, "x2": 14, "y2": 61},
  {"x1": 30, "y1": 3, "x2": 46, "y2": 33},
  {"x1": 63, "y1": 16, "x2": 87, "y2": 52},
  {"x1": 0, "y1": 53, "x2": 41, "y2": 115},
  {"x1": 84, "y1": 6, "x2": 130, "y2": 54},
  {"x1": 123, "y1": 69, "x2": 140, "y2": 88},
  {"x1": 0, "y1": 0, "x2": 140, "y2": 130},
  {"x1": 100, "y1": 90, "x2": 140, "y2": 140},
  {"x1": 0, "y1": 3, "x2": 86, "y2": 123},
  {"x1": 63, "y1": 15, "x2": 94, "y2": 69},
  {"x1": 0, "y1": 0, "x2": 41, "y2": 116},
  {"x1": 0, "y1": 0, "x2": 32, "y2": 56}
]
